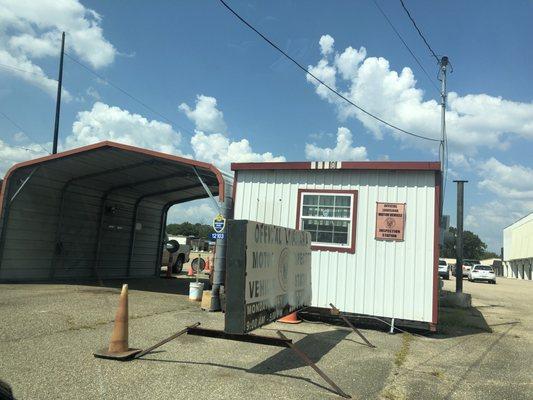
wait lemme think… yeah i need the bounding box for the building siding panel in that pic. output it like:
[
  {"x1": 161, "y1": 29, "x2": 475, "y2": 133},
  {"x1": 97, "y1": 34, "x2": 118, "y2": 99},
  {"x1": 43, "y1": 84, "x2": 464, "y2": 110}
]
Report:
[{"x1": 234, "y1": 168, "x2": 436, "y2": 323}]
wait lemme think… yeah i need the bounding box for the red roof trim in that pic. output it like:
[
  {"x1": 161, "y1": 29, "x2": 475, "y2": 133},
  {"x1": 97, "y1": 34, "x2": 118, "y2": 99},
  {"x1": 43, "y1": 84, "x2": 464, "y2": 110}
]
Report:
[
  {"x1": 231, "y1": 161, "x2": 440, "y2": 171},
  {"x1": 0, "y1": 141, "x2": 226, "y2": 220}
]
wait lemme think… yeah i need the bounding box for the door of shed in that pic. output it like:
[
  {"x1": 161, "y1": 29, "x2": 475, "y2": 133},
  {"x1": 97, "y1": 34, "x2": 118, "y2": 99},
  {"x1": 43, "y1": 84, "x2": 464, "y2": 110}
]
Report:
[{"x1": 231, "y1": 161, "x2": 441, "y2": 326}]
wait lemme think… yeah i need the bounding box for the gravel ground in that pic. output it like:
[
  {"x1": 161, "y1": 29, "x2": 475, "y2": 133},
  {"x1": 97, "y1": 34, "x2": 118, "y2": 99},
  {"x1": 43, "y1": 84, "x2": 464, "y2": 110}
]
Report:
[{"x1": 0, "y1": 275, "x2": 531, "y2": 400}]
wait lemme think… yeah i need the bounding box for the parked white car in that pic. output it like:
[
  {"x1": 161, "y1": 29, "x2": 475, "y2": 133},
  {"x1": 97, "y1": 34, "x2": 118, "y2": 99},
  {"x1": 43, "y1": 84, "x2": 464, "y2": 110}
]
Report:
[
  {"x1": 467, "y1": 264, "x2": 496, "y2": 284},
  {"x1": 438, "y1": 259, "x2": 450, "y2": 280}
]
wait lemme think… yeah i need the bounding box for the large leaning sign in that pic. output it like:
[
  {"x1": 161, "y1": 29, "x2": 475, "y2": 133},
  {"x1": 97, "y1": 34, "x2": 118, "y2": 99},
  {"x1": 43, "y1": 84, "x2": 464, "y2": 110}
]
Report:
[{"x1": 225, "y1": 220, "x2": 312, "y2": 334}]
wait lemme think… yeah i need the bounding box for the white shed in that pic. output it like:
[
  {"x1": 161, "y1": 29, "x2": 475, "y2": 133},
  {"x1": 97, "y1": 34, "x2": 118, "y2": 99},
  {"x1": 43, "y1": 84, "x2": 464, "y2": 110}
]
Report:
[
  {"x1": 231, "y1": 161, "x2": 441, "y2": 330},
  {"x1": 503, "y1": 212, "x2": 533, "y2": 280}
]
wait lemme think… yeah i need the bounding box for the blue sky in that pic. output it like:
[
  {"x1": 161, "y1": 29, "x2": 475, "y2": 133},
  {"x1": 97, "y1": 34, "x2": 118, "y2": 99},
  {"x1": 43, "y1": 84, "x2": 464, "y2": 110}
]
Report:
[{"x1": 0, "y1": 0, "x2": 532, "y2": 251}]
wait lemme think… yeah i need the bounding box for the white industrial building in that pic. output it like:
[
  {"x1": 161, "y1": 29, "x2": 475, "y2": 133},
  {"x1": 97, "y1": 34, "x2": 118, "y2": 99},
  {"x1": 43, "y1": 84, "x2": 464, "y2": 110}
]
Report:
[
  {"x1": 503, "y1": 212, "x2": 533, "y2": 280},
  {"x1": 232, "y1": 160, "x2": 441, "y2": 330}
]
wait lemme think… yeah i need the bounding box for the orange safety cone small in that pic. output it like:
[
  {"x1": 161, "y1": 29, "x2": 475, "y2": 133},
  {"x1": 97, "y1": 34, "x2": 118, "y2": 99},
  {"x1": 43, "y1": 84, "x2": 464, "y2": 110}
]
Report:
[
  {"x1": 94, "y1": 284, "x2": 141, "y2": 360},
  {"x1": 277, "y1": 311, "x2": 302, "y2": 324},
  {"x1": 187, "y1": 263, "x2": 194, "y2": 276}
]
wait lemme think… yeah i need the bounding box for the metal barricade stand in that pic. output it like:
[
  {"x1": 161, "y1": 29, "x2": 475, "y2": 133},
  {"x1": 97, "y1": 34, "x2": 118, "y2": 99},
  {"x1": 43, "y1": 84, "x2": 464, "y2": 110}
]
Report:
[
  {"x1": 330, "y1": 303, "x2": 376, "y2": 349},
  {"x1": 132, "y1": 321, "x2": 351, "y2": 398}
]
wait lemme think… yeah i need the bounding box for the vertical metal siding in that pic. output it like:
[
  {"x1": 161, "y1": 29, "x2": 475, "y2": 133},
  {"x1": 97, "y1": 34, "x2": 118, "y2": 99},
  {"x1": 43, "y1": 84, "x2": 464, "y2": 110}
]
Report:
[
  {"x1": 0, "y1": 171, "x2": 163, "y2": 280},
  {"x1": 234, "y1": 169, "x2": 436, "y2": 323}
]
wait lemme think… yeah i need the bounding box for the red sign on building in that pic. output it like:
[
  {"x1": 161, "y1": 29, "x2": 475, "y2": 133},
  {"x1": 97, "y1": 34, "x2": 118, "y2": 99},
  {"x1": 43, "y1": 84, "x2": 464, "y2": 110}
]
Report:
[{"x1": 375, "y1": 202, "x2": 406, "y2": 241}]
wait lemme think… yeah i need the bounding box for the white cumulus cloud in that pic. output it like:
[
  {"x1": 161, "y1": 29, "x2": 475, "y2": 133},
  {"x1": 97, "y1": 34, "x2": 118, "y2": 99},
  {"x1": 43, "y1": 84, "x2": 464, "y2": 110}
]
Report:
[
  {"x1": 306, "y1": 35, "x2": 533, "y2": 154},
  {"x1": 477, "y1": 158, "x2": 533, "y2": 200},
  {"x1": 167, "y1": 199, "x2": 216, "y2": 225},
  {"x1": 190, "y1": 131, "x2": 285, "y2": 171},
  {"x1": 66, "y1": 102, "x2": 184, "y2": 155},
  {"x1": 179, "y1": 95, "x2": 285, "y2": 170},
  {"x1": 0, "y1": 137, "x2": 49, "y2": 175},
  {"x1": 305, "y1": 127, "x2": 368, "y2": 161},
  {"x1": 178, "y1": 95, "x2": 227, "y2": 134},
  {"x1": 319, "y1": 34, "x2": 335, "y2": 56},
  {"x1": 0, "y1": 0, "x2": 116, "y2": 99},
  {"x1": 465, "y1": 158, "x2": 533, "y2": 251}
]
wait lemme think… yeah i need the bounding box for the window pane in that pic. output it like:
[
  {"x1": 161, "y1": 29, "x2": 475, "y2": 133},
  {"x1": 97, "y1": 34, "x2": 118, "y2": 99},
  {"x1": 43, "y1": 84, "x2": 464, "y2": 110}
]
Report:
[
  {"x1": 318, "y1": 207, "x2": 334, "y2": 218},
  {"x1": 334, "y1": 207, "x2": 350, "y2": 218},
  {"x1": 333, "y1": 233, "x2": 348, "y2": 244},
  {"x1": 317, "y1": 220, "x2": 334, "y2": 231},
  {"x1": 302, "y1": 219, "x2": 319, "y2": 231},
  {"x1": 335, "y1": 196, "x2": 350, "y2": 207},
  {"x1": 333, "y1": 221, "x2": 349, "y2": 232},
  {"x1": 302, "y1": 205, "x2": 318, "y2": 217},
  {"x1": 303, "y1": 195, "x2": 318, "y2": 205},
  {"x1": 319, "y1": 196, "x2": 334, "y2": 206},
  {"x1": 309, "y1": 231, "x2": 317, "y2": 241},
  {"x1": 317, "y1": 231, "x2": 333, "y2": 243}
]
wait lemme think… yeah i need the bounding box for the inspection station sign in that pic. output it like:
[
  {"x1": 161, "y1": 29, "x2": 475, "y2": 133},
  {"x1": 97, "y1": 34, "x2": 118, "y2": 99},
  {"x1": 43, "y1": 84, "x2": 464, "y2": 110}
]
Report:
[
  {"x1": 375, "y1": 202, "x2": 406, "y2": 241},
  {"x1": 225, "y1": 220, "x2": 312, "y2": 334}
]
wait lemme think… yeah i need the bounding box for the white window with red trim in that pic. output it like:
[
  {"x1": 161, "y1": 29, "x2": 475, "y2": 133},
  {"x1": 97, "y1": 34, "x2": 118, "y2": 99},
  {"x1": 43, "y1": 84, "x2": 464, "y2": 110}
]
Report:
[{"x1": 297, "y1": 190, "x2": 357, "y2": 252}]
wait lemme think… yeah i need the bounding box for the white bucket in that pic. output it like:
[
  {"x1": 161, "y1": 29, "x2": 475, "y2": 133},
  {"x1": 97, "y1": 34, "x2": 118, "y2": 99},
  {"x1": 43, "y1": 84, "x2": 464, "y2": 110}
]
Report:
[{"x1": 189, "y1": 282, "x2": 204, "y2": 301}]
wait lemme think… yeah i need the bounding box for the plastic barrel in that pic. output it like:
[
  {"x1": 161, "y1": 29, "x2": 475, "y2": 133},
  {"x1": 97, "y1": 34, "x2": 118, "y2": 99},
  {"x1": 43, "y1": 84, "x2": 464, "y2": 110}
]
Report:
[{"x1": 189, "y1": 282, "x2": 204, "y2": 301}]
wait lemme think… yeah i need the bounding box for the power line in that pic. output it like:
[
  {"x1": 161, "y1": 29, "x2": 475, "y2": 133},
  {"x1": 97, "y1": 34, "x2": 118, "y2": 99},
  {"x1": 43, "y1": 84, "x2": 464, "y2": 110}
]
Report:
[
  {"x1": 0, "y1": 110, "x2": 51, "y2": 154},
  {"x1": 399, "y1": 0, "x2": 440, "y2": 63},
  {"x1": 372, "y1": 0, "x2": 440, "y2": 95},
  {"x1": 397, "y1": 0, "x2": 449, "y2": 205},
  {"x1": 218, "y1": 0, "x2": 440, "y2": 142},
  {"x1": 63, "y1": 52, "x2": 197, "y2": 139},
  {"x1": 0, "y1": 63, "x2": 47, "y2": 77}
]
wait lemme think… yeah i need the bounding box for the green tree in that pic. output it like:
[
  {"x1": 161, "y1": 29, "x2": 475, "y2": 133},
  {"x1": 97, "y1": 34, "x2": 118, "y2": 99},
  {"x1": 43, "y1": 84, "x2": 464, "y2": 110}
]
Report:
[
  {"x1": 166, "y1": 222, "x2": 214, "y2": 239},
  {"x1": 440, "y1": 226, "x2": 490, "y2": 260}
]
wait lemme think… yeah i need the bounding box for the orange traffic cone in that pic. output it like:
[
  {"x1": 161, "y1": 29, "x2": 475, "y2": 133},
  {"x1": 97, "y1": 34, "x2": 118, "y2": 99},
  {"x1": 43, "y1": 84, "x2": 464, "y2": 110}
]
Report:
[
  {"x1": 278, "y1": 311, "x2": 302, "y2": 324},
  {"x1": 187, "y1": 263, "x2": 194, "y2": 276},
  {"x1": 94, "y1": 284, "x2": 141, "y2": 360}
]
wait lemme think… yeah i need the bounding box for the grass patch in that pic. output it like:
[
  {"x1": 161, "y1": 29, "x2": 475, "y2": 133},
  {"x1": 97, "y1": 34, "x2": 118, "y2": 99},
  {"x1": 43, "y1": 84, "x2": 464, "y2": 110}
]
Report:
[
  {"x1": 381, "y1": 386, "x2": 406, "y2": 400},
  {"x1": 430, "y1": 370, "x2": 443, "y2": 379},
  {"x1": 394, "y1": 333, "x2": 412, "y2": 367}
]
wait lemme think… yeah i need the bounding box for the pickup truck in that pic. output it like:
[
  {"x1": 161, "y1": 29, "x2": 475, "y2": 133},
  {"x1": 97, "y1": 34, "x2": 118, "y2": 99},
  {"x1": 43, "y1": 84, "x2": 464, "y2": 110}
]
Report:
[{"x1": 161, "y1": 235, "x2": 191, "y2": 274}]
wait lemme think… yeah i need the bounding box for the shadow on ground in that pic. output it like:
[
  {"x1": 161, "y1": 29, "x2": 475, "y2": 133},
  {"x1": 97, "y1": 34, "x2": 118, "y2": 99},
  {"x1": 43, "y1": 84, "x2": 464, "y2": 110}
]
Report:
[
  {"x1": 434, "y1": 290, "x2": 517, "y2": 339},
  {"x1": 248, "y1": 329, "x2": 350, "y2": 374},
  {"x1": 0, "y1": 379, "x2": 16, "y2": 400},
  {"x1": 4, "y1": 275, "x2": 210, "y2": 297},
  {"x1": 139, "y1": 329, "x2": 351, "y2": 397}
]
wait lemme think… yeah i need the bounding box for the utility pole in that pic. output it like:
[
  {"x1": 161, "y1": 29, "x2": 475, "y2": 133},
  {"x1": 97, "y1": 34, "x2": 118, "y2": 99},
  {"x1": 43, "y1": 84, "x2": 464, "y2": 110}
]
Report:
[
  {"x1": 52, "y1": 31, "x2": 65, "y2": 154},
  {"x1": 454, "y1": 180, "x2": 467, "y2": 293},
  {"x1": 438, "y1": 56, "x2": 449, "y2": 217}
]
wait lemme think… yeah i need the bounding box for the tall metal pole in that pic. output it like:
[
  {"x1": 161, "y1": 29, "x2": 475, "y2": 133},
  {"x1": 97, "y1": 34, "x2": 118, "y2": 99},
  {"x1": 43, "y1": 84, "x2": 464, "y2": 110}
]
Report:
[
  {"x1": 439, "y1": 56, "x2": 448, "y2": 217},
  {"x1": 52, "y1": 31, "x2": 65, "y2": 154},
  {"x1": 454, "y1": 180, "x2": 467, "y2": 293},
  {"x1": 210, "y1": 183, "x2": 232, "y2": 311}
]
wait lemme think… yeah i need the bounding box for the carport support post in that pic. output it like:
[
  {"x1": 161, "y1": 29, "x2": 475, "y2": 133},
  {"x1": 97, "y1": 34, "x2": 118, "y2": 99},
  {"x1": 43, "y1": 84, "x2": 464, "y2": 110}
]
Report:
[
  {"x1": 454, "y1": 180, "x2": 467, "y2": 293},
  {"x1": 210, "y1": 188, "x2": 232, "y2": 311}
]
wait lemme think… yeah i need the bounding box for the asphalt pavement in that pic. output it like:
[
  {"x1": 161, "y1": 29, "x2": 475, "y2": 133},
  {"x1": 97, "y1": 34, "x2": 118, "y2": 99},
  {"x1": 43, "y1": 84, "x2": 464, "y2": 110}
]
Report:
[{"x1": 0, "y1": 275, "x2": 531, "y2": 399}]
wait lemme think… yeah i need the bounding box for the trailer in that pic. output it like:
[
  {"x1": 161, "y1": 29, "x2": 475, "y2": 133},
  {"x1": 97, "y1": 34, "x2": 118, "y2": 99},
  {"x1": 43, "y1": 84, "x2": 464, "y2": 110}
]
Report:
[{"x1": 231, "y1": 160, "x2": 441, "y2": 330}]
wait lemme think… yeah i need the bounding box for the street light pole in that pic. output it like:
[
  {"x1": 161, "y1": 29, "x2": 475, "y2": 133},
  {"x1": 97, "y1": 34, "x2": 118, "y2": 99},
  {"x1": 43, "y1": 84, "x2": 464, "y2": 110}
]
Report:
[{"x1": 454, "y1": 180, "x2": 468, "y2": 293}]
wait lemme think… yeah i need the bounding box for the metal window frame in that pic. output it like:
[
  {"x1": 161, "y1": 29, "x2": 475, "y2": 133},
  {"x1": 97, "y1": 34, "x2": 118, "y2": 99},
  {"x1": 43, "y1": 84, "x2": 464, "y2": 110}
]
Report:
[
  {"x1": 299, "y1": 191, "x2": 354, "y2": 248},
  {"x1": 295, "y1": 188, "x2": 358, "y2": 254}
]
